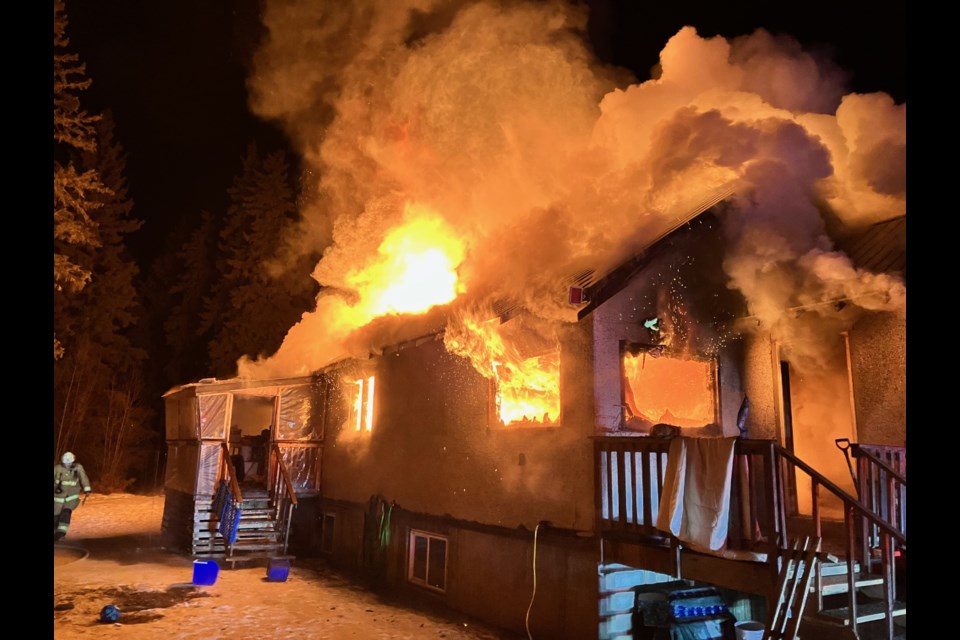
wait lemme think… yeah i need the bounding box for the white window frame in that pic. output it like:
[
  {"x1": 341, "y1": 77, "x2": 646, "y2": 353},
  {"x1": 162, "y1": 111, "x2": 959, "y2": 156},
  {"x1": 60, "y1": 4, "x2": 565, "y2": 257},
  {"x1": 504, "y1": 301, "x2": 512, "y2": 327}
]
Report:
[{"x1": 407, "y1": 529, "x2": 448, "y2": 593}]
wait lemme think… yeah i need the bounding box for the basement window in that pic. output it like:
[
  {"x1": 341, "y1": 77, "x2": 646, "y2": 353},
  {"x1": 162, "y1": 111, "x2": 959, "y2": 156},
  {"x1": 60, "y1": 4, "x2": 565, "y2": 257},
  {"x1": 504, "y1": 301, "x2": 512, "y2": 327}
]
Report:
[
  {"x1": 351, "y1": 376, "x2": 376, "y2": 432},
  {"x1": 408, "y1": 529, "x2": 447, "y2": 593},
  {"x1": 621, "y1": 344, "x2": 718, "y2": 431}
]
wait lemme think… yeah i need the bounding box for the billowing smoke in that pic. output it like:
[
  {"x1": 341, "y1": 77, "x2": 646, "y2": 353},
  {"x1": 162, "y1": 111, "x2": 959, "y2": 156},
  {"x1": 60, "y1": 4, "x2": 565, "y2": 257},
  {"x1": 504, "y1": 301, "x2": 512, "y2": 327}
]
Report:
[{"x1": 237, "y1": 0, "x2": 905, "y2": 381}]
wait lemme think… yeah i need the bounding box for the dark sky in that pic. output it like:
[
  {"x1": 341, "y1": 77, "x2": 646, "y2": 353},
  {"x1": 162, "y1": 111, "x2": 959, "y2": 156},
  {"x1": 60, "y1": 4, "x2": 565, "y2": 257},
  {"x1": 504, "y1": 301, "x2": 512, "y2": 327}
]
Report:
[{"x1": 65, "y1": 0, "x2": 906, "y2": 270}]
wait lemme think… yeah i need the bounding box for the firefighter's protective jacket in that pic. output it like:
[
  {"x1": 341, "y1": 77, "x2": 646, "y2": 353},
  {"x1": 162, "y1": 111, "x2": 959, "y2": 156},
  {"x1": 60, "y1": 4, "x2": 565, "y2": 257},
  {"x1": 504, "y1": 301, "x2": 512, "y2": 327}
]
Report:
[{"x1": 54, "y1": 462, "x2": 91, "y2": 515}]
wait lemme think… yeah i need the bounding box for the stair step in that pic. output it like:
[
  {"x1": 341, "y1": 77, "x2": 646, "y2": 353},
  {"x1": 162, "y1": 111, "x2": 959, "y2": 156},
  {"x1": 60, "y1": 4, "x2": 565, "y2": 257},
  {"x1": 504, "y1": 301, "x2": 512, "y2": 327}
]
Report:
[
  {"x1": 818, "y1": 573, "x2": 885, "y2": 596},
  {"x1": 817, "y1": 601, "x2": 906, "y2": 625},
  {"x1": 228, "y1": 542, "x2": 285, "y2": 552},
  {"x1": 820, "y1": 561, "x2": 861, "y2": 577}
]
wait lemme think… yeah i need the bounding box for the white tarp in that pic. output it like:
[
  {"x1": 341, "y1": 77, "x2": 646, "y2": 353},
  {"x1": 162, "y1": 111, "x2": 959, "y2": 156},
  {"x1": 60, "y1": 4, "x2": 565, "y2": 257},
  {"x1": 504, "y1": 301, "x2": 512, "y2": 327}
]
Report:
[{"x1": 656, "y1": 436, "x2": 737, "y2": 552}]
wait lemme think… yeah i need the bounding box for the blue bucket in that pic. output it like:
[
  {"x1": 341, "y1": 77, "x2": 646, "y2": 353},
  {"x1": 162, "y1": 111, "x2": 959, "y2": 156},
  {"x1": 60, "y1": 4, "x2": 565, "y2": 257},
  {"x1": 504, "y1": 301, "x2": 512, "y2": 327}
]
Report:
[
  {"x1": 192, "y1": 559, "x2": 219, "y2": 586},
  {"x1": 266, "y1": 558, "x2": 290, "y2": 582}
]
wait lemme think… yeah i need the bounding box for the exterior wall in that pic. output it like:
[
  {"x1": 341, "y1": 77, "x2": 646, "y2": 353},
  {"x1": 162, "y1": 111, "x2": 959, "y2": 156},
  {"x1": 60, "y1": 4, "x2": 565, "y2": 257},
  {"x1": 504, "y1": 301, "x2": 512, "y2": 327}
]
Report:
[
  {"x1": 321, "y1": 498, "x2": 599, "y2": 640},
  {"x1": 848, "y1": 311, "x2": 906, "y2": 446},
  {"x1": 740, "y1": 334, "x2": 779, "y2": 440},
  {"x1": 321, "y1": 330, "x2": 595, "y2": 533},
  {"x1": 591, "y1": 239, "x2": 751, "y2": 437},
  {"x1": 317, "y1": 320, "x2": 598, "y2": 638}
]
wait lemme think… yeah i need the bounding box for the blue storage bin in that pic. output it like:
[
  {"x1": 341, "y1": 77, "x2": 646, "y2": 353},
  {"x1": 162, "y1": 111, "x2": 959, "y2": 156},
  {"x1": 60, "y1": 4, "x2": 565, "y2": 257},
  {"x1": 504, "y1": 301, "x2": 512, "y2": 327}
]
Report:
[
  {"x1": 193, "y1": 559, "x2": 219, "y2": 585},
  {"x1": 267, "y1": 558, "x2": 290, "y2": 582}
]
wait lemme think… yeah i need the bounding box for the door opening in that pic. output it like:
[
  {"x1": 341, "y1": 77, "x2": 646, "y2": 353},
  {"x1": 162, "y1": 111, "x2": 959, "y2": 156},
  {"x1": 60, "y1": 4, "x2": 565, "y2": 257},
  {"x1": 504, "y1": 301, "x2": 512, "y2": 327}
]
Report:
[{"x1": 778, "y1": 333, "x2": 857, "y2": 520}]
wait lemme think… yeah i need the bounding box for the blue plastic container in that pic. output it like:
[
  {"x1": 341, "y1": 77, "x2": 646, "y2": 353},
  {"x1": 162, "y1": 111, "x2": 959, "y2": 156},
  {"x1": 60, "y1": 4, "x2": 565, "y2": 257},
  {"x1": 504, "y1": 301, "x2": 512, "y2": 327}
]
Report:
[
  {"x1": 267, "y1": 558, "x2": 290, "y2": 582},
  {"x1": 192, "y1": 559, "x2": 220, "y2": 585}
]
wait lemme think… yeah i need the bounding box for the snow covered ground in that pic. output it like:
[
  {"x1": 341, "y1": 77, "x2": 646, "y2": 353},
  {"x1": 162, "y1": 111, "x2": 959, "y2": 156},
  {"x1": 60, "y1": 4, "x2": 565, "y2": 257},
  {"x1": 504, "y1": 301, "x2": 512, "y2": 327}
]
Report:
[{"x1": 54, "y1": 493, "x2": 522, "y2": 639}]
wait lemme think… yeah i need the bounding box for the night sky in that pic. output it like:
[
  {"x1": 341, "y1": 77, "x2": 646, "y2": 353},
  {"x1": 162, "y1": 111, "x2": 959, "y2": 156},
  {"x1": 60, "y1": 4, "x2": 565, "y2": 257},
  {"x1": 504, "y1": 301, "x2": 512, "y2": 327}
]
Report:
[{"x1": 64, "y1": 0, "x2": 906, "y2": 269}]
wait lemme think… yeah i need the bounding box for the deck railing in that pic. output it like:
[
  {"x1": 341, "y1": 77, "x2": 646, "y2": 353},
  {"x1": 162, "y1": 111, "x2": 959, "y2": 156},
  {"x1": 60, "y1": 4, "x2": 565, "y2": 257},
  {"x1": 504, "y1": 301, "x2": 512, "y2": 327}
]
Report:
[
  {"x1": 594, "y1": 436, "x2": 907, "y2": 639},
  {"x1": 850, "y1": 443, "x2": 906, "y2": 572}
]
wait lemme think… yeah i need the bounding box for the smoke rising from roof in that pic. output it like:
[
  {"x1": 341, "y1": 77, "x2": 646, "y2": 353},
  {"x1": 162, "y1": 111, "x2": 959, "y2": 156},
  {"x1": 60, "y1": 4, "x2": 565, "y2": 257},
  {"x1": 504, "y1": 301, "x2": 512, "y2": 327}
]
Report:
[{"x1": 236, "y1": 0, "x2": 905, "y2": 380}]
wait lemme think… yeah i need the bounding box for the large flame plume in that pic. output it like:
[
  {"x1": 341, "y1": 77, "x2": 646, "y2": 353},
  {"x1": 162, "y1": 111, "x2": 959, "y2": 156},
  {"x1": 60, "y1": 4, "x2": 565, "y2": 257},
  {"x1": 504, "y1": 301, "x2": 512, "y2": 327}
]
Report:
[{"x1": 237, "y1": 0, "x2": 905, "y2": 408}]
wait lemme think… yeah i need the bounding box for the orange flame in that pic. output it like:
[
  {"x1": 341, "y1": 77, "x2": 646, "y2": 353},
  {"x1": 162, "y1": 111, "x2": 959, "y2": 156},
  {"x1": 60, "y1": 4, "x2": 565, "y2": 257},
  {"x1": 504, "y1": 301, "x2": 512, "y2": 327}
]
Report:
[
  {"x1": 622, "y1": 352, "x2": 715, "y2": 428},
  {"x1": 446, "y1": 313, "x2": 560, "y2": 426},
  {"x1": 346, "y1": 203, "x2": 466, "y2": 318}
]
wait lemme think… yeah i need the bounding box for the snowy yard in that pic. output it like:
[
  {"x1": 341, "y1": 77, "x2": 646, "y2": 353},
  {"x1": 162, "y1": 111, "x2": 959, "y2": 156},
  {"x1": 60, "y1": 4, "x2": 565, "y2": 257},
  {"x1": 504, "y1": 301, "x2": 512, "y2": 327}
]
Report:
[{"x1": 54, "y1": 493, "x2": 521, "y2": 639}]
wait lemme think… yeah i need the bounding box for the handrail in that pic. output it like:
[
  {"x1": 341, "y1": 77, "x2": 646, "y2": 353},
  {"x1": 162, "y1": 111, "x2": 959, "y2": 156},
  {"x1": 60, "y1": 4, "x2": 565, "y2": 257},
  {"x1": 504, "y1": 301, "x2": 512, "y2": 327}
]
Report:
[
  {"x1": 773, "y1": 444, "x2": 905, "y2": 544},
  {"x1": 219, "y1": 442, "x2": 244, "y2": 504},
  {"x1": 594, "y1": 436, "x2": 906, "y2": 640},
  {"x1": 212, "y1": 443, "x2": 245, "y2": 558},
  {"x1": 269, "y1": 444, "x2": 298, "y2": 556},
  {"x1": 772, "y1": 442, "x2": 904, "y2": 639},
  {"x1": 272, "y1": 443, "x2": 299, "y2": 507}
]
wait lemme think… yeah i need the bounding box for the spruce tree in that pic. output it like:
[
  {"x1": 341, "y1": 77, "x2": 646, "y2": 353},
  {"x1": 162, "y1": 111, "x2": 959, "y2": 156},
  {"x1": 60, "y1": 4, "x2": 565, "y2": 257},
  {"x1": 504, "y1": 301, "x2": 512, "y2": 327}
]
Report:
[
  {"x1": 202, "y1": 144, "x2": 318, "y2": 377},
  {"x1": 53, "y1": 0, "x2": 107, "y2": 360}
]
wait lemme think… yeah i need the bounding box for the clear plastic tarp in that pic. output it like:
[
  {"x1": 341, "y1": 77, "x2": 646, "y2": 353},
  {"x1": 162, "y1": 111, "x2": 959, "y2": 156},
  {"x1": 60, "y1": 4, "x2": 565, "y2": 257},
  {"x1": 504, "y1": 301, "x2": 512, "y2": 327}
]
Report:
[
  {"x1": 196, "y1": 443, "x2": 223, "y2": 497},
  {"x1": 198, "y1": 394, "x2": 228, "y2": 440},
  {"x1": 278, "y1": 445, "x2": 320, "y2": 493},
  {"x1": 277, "y1": 384, "x2": 318, "y2": 440},
  {"x1": 164, "y1": 443, "x2": 200, "y2": 494}
]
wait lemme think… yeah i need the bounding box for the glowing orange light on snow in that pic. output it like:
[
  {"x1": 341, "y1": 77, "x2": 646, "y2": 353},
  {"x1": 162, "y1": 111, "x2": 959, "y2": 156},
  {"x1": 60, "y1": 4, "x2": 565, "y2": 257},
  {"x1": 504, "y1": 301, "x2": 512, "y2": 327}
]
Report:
[{"x1": 346, "y1": 203, "x2": 466, "y2": 317}]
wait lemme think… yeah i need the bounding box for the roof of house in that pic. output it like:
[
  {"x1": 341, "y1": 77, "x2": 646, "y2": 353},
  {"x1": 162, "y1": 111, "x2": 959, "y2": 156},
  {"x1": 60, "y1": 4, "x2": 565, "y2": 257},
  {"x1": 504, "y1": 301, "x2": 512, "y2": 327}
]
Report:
[{"x1": 837, "y1": 215, "x2": 906, "y2": 275}]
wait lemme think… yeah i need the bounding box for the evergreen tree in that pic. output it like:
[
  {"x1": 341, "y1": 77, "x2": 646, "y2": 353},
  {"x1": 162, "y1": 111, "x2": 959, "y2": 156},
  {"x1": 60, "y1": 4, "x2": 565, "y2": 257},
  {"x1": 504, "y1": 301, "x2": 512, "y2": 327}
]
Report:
[
  {"x1": 202, "y1": 145, "x2": 318, "y2": 377},
  {"x1": 53, "y1": 113, "x2": 151, "y2": 491},
  {"x1": 164, "y1": 211, "x2": 220, "y2": 385},
  {"x1": 53, "y1": 0, "x2": 107, "y2": 360}
]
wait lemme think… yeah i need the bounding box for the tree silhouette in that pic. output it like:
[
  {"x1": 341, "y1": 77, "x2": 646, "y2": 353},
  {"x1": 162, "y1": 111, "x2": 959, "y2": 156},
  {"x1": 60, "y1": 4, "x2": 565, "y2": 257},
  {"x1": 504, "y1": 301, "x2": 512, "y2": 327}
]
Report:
[
  {"x1": 53, "y1": 0, "x2": 107, "y2": 360},
  {"x1": 202, "y1": 144, "x2": 318, "y2": 378}
]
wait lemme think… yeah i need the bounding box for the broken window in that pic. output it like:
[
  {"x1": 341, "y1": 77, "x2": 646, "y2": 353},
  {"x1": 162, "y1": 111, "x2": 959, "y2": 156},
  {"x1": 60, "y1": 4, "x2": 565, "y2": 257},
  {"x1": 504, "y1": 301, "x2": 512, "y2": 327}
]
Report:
[
  {"x1": 621, "y1": 344, "x2": 717, "y2": 432},
  {"x1": 351, "y1": 376, "x2": 376, "y2": 433},
  {"x1": 408, "y1": 529, "x2": 447, "y2": 592}
]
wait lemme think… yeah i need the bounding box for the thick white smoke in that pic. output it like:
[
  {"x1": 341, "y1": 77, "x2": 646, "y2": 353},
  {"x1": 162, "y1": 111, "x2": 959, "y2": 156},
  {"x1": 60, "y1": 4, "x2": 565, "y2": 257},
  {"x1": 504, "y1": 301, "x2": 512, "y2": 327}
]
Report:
[{"x1": 237, "y1": 0, "x2": 905, "y2": 380}]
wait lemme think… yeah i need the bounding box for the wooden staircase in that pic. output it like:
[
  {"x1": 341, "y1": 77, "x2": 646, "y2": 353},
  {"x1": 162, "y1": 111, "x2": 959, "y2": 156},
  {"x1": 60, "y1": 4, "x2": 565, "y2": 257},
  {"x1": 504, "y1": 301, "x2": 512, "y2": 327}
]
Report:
[
  {"x1": 221, "y1": 488, "x2": 291, "y2": 566},
  {"x1": 594, "y1": 437, "x2": 907, "y2": 640},
  {"x1": 798, "y1": 558, "x2": 906, "y2": 640},
  {"x1": 203, "y1": 442, "x2": 299, "y2": 567}
]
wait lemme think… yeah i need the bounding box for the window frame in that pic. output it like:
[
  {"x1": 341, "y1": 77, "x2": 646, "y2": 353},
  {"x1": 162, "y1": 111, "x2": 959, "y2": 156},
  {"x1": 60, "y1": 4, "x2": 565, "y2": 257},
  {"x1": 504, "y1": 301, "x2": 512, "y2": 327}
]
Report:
[
  {"x1": 619, "y1": 341, "x2": 720, "y2": 429},
  {"x1": 350, "y1": 375, "x2": 376, "y2": 433},
  {"x1": 407, "y1": 528, "x2": 448, "y2": 593},
  {"x1": 487, "y1": 348, "x2": 562, "y2": 430}
]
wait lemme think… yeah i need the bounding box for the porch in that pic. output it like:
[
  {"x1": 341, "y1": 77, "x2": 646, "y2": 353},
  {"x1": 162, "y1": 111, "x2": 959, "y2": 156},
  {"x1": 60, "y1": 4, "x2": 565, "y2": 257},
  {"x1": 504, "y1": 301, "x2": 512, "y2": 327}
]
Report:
[{"x1": 594, "y1": 436, "x2": 906, "y2": 639}]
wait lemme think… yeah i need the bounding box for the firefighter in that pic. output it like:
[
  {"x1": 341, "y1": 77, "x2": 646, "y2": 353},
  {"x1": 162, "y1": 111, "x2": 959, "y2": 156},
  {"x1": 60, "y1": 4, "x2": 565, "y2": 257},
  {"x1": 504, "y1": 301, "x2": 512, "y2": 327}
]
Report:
[{"x1": 54, "y1": 451, "x2": 91, "y2": 541}]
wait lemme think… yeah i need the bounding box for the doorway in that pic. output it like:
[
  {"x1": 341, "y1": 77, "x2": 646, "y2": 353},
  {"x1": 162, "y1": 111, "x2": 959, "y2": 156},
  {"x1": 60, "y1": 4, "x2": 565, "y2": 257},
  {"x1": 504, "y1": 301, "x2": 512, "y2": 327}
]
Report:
[
  {"x1": 228, "y1": 394, "x2": 276, "y2": 490},
  {"x1": 777, "y1": 333, "x2": 857, "y2": 520}
]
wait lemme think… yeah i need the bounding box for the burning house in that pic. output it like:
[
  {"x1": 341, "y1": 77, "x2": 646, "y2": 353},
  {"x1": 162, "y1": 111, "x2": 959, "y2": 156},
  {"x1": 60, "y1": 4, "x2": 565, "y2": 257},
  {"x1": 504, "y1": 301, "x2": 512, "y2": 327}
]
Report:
[{"x1": 161, "y1": 2, "x2": 905, "y2": 639}]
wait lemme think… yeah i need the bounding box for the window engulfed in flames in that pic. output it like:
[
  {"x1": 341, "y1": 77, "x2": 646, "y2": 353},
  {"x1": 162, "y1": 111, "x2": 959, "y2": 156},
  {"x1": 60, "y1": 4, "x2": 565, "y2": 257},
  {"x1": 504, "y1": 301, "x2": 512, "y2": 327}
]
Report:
[
  {"x1": 493, "y1": 350, "x2": 560, "y2": 427},
  {"x1": 622, "y1": 351, "x2": 716, "y2": 429},
  {"x1": 352, "y1": 376, "x2": 375, "y2": 432}
]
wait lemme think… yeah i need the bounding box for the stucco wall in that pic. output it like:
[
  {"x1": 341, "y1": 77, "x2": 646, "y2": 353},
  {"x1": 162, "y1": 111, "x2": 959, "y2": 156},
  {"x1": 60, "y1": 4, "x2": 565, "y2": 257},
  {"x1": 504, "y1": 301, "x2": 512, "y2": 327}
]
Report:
[
  {"x1": 591, "y1": 240, "x2": 752, "y2": 437},
  {"x1": 320, "y1": 328, "x2": 596, "y2": 533},
  {"x1": 849, "y1": 312, "x2": 906, "y2": 446},
  {"x1": 740, "y1": 333, "x2": 779, "y2": 440}
]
